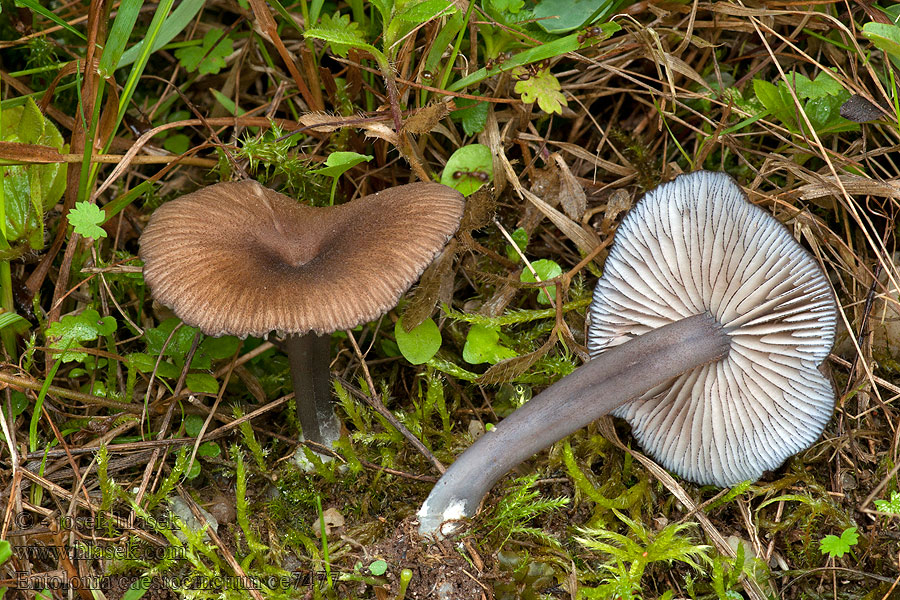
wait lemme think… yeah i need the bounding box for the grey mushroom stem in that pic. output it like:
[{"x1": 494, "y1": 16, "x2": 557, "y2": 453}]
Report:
[
  {"x1": 417, "y1": 312, "x2": 731, "y2": 538},
  {"x1": 284, "y1": 333, "x2": 342, "y2": 451}
]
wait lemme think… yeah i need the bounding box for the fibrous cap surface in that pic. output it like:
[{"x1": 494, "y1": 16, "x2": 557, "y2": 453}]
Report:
[{"x1": 140, "y1": 180, "x2": 465, "y2": 338}]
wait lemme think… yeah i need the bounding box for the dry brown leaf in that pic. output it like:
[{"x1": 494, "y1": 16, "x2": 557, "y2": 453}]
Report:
[
  {"x1": 459, "y1": 187, "x2": 496, "y2": 233},
  {"x1": 0, "y1": 140, "x2": 64, "y2": 163},
  {"x1": 298, "y1": 112, "x2": 346, "y2": 132},
  {"x1": 362, "y1": 121, "x2": 400, "y2": 146},
  {"x1": 798, "y1": 175, "x2": 900, "y2": 200},
  {"x1": 552, "y1": 153, "x2": 587, "y2": 221},
  {"x1": 477, "y1": 333, "x2": 557, "y2": 384},
  {"x1": 404, "y1": 240, "x2": 457, "y2": 331},
  {"x1": 402, "y1": 101, "x2": 452, "y2": 135}
]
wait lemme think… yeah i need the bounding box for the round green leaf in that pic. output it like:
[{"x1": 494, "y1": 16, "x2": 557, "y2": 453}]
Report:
[
  {"x1": 440, "y1": 144, "x2": 493, "y2": 196},
  {"x1": 369, "y1": 559, "x2": 388, "y2": 576},
  {"x1": 197, "y1": 441, "x2": 221, "y2": 457},
  {"x1": 184, "y1": 414, "x2": 205, "y2": 437},
  {"x1": 395, "y1": 317, "x2": 442, "y2": 365},
  {"x1": 520, "y1": 259, "x2": 562, "y2": 304},
  {"x1": 462, "y1": 325, "x2": 517, "y2": 365}
]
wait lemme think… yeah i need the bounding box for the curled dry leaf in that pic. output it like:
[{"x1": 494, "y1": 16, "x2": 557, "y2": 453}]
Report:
[
  {"x1": 552, "y1": 153, "x2": 586, "y2": 221},
  {"x1": 313, "y1": 507, "x2": 345, "y2": 536},
  {"x1": 403, "y1": 240, "x2": 458, "y2": 331},
  {"x1": 402, "y1": 101, "x2": 452, "y2": 135},
  {"x1": 458, "y1": 187, "x2": 496, "y2": 234},
  {"x1": 476, "y1": 333, "x2": 557, "y2": 384},
  {"x1": 298, "y1": 112, "x2": 345, "y2": 132},
  {"x1": 361, "y1": 121, "x2": 400, "y2": 147}
]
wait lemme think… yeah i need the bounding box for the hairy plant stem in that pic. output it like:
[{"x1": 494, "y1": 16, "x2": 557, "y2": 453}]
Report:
[{"x1": 417, "y1": 312, "x2": 731, "y2": 538}]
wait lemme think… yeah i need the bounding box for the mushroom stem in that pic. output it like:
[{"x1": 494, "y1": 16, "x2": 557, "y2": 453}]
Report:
[
  {"x1": 417, "y1": 312, "x2": 730, "y2": 538},
  {"x1": 285, "y1": 333, "x2": 341, "y2": 450}
]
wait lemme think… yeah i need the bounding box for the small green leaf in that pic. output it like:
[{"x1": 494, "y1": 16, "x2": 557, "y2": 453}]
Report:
[
  {"x1": 128, "y1": 352, "x2": 182, "y2": 378},
  {"x1": 395, "y1": 317, "x2": 442, "y2": 365},
  {"x1": 451, "y1": 97, "x2": 490, "y2": 136},
  {"x1": 1, "y1": 97, "x2": 68, "y2": 249},
  {"x1": 753, "y1": 78, "x2": 795, "y2": 127},
  {"x1": 395, "y1": 0, "x2": 454, "y2": 22},
  {"x1": 874, "y1": 491, "x2": 900, "y2": 514},
  {"x1": 505, "y1": 227, "x2": 529, "y2": 262},
  {"x1": 184, "y1": 414, "x2": 205, "y2": 437},
  {"x1": 197, "y1": 441, "x2": 221, "y2": 457},
  {"x1": 487, "y1": 0, "x2": 525, "y2": 13},
  {"x1": 305, "y1": 22, "x2": 381, "y2": 61},
  {"x1": 514, "y1": 68, "x2": 567, "y2": 114},
  {"x1": 17, "y1": 95, "x2": 45, "y2": 145},
  {"x1": 533, "y1": 0, "x2": 615, "y2": 34},
  {"x1": 313, "y1": 151, "x2": 373, "y2": 178},
  {"x1": 175, "y1": 29, "x2": 233, "y2": 75},
  {"x1": 45, "y1": 309, "x2": 117, "y2": 362},
  {"x1": 520, "y1": 259, "x2": 562, "y2": 304},
  {"x1": 313, "y1": 13, "x2": 366, "y2": 58},
  {"x1": 368, "y1": 559, "x2": 388, "y2": 576},
  {"x1": 163, "y1": 133, "x2": 191, "y2": 155},
  {"x1": 198, "y1": 336, "x2": 241, "y2": 360},
  {"x1": 186, "y1": 373, "x2": 219, "y2": 395},
  {"x1": 186, "y1": 460, "x2": 201, "y2": 479},
  {"x1": 463, "y1": 325, "x2": 517, "y2": 365},
  {"x1": 0, "y1": 539, "x2": 12, "y2": 565},
  {"x1": 440, "y1": 144, "x2": 493, "y2": 196},
  {"x1": 790, "y1": 71, "x2": 843, "y2": 100},
  {"x1": 69, "y1": 202, "x2": 108, "y2": 239},
  {"x1": 863, "y1": 22, "x2": 900, "y2": 58},
  {"x1": 819, "y1": 527, "x2": 859, "y2": 559}
]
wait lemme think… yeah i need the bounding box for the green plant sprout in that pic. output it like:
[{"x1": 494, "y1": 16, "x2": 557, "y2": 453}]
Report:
[
  {"x1": 576, "y1": 509, "x2": 710, "y2": 599},
  {"x1": 819, "y1": 526, "x2": 859, "y2": 559},
  {"x1": 874, "y1": 491, "x2": 900, "y2": 514},
  {"x1": 68, "y1": 201, "x2": 108, "y2": 240},
  {"x1": 513, "y1": 65, "x2": 567, "y2": 114},
  {"x1": 312, "y1": 151, "x2": 373, "y2": 204}
]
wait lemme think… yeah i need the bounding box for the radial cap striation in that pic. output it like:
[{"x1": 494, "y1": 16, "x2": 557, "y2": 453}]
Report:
[
  {"x1": 140, "y1": 180, "x2": 465, "y2": 338},
  {"x1": 588, "y1": 171, "x2": 837, "y2": 487}
]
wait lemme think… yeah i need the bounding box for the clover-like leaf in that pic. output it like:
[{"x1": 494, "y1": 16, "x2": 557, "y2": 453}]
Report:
[
  {"x1": 69, "y1": 202, "x2": 108, "y2": 239},
  {"x1": 514, "y1": 68, "x2": 567, "y2": 114},
  {"x1": 874, "y1": 491, "x2": 900, "y2": 514},
  {"x1": 819, "y1": 527, "x2": 859, "y2": 559},
  {"x1": 46, "y1": 309, "x2": 117, "y2": 362}
]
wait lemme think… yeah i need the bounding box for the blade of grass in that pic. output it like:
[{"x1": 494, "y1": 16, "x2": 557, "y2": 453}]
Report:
[
  {"x1": 98, "y1": 0, "x2": 145, "y2": 77},
  {"x1": 15, "y1": 0, "x2": 88, "y2": 41},
  {"x1": 116, "y1": 0, "x2": 205, "y2": 69}
]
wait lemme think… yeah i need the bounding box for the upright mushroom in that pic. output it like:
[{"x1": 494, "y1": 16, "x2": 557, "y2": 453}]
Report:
[
  {"x1": 418, "y1": 170, "x2": 837, "y2": 538},
  {"x1": 140, "y1": 180, "x2": 464, "y2": 452}
]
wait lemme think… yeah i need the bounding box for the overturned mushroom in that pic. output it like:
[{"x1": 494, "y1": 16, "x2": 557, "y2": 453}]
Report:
[
  {"x1": 418, "y1": 170, "x2": 837, "y2": 538},
  {"x1": 140, "y1": 180, "x2": 464, "y2": 452}
]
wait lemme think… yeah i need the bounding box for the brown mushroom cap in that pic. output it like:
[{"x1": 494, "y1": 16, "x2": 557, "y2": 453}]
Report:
[{"x1": 139, "y1": 180, "x2": 465, "y2": 338}]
